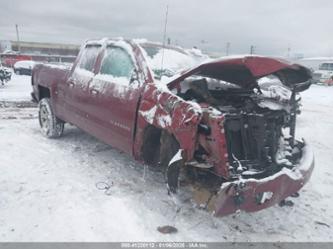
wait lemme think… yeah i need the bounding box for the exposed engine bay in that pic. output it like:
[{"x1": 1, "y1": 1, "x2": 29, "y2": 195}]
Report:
[
  {"x1": 146, "y1": 55, "x2": 314, "y2": 215},
  {"x1": 175, "y1": 76, "x2": 304, "y2": 187}
]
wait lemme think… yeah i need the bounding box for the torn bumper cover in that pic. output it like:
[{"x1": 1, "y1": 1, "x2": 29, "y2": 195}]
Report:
[{"x1": 213, "y1": 142, "x2": 314, "y2": 216}]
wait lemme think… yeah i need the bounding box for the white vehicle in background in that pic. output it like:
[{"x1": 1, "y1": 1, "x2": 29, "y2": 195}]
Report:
[
  {"x1": 296, "y1": 57, "x2": 333, "y2": 71},
  {"x1": 312, "y1": 62, "x2": 333, "y2": 85},
  {"x1": 13, "y1": 60, "x2": 36, "y2": 76}
]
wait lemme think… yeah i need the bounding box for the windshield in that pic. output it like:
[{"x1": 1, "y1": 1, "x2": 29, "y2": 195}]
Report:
[
  {"x1": 139, "y1": 43, "x2": 198, "y2": 79},
  {"x1": 319, "y1": 63, "x2": 333, "y2": 70}
]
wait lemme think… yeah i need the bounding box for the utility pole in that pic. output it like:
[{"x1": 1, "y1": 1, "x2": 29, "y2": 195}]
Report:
[
  {"x1": 15, "y1": 24, "x2": 21, "y2": 53},
  {"x1": 250, "y1": 45, "x2": 255, "y2": 55},
  {"x1": 226, "y1": 42, "x2": 230, "y2": 56},
  {"x1": 287, "y1": 45, "x2": 291, "y2": 58}
]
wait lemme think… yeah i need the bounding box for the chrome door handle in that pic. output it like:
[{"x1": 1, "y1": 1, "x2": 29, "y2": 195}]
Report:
[
  {"x1": 90, "y1": 89, "x2": 99, "y2": 95},
  {"x1": 67, "y1": 81, "x2": 75, "y2": 87}
]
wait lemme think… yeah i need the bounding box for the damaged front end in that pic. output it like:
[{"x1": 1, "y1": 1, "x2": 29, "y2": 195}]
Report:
[
  {"x1": 214, "y1": 142, "x2": 314, "y2": 216},
  {"x1": 164, "y1": 56, "x2": 315, "y2": 216}
]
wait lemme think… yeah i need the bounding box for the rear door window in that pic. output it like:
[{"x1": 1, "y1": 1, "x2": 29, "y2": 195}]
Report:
[{"x1": 78, "y1": 45, "x2": 101, "y2": 72}]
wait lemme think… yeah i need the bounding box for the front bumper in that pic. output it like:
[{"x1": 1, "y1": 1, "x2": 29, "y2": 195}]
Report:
[{"x1": 213, "y1": 142, "x2": 314, "y2": 216}]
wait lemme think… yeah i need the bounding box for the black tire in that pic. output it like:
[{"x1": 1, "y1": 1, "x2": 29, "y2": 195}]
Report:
[
  {"x1": 38, "y1": 98, "x2": 64, "y2": 138},
  {"x1": 160, "y1": 132, "x2": 183, "y2": 194}
]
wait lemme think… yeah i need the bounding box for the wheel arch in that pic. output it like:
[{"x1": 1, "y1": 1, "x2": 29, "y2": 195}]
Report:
[
  {"x1": 37, "y1": 85, "x2": 51, "y2": 101},
  {"x1": 140, "y1": 124, "x2": 181, "y2": 166}
]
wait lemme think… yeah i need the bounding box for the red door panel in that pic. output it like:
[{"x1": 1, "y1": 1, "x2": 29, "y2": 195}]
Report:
[{"x1": 86, "y1": 74, "x2": 143, "y2": 154}]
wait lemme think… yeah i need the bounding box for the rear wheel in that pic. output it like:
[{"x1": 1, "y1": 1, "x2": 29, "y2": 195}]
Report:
[{"x1": 38, "y1": 98, "x2": 64, "y2": 138}]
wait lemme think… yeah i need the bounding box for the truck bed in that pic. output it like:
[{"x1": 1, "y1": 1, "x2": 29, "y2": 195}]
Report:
[{"x1": 31, "y1": 63, "x2": 71, "y2": 102}]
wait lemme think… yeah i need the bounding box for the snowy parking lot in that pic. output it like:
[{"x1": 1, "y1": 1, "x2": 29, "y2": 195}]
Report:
[{"x1": 0, "y1": 74, "x2": 333, "y2": 242}]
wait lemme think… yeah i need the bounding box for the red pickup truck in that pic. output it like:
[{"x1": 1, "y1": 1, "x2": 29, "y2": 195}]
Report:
[{"x1": 31, "y1": 38, "x2": 314, "y2": 216}]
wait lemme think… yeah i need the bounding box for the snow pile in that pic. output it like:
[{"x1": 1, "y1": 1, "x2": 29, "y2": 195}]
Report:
[{"x1": 0, "y1": 72, "x2": 32, "y2": 102}]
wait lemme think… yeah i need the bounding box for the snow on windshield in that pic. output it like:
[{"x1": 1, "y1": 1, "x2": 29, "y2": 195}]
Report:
[{"x1": 139, "y1": 44, "x2": 198, "y2": 79}]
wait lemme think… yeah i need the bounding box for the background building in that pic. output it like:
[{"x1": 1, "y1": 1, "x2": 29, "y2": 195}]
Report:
[{"x1": 0, "y1": 40, "x2": 80, "y2": 66}]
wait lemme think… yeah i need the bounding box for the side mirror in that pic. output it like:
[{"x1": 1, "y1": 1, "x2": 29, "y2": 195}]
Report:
[
  {"x1": 129, "y1": 69, "x2": 139, "y2": 84},
  {"x1": 292, "y1": 80, "x2": 312, "y2": 92}
]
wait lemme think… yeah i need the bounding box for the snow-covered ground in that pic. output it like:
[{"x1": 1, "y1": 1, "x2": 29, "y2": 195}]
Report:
[
  {"x1": 0, "y1": 74, "x2": 332, "y2": 242},
  {"x1": 0, "y1": 73, "x2": 32, "y2": 102}
]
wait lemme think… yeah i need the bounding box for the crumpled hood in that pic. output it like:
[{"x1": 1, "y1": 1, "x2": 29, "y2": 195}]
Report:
[{"x1": 166, "y1": 55, "x2": 313, "y2": 92}]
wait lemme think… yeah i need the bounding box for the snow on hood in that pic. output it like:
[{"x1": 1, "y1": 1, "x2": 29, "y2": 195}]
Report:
[
  {"x1": 166, "y1": 55, "x2": 313, "y2": 92},
  {"x1": 138, "y1": 42, "x2": 205, "y2": 79},
  {"x1": 148, "y1": 47, "x2": 195, "y2": 72}
]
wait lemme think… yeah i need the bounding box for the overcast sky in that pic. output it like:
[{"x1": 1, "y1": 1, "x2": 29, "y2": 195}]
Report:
[{"x1": 1, "y1": 0, "x2": 332, "y2": 57}]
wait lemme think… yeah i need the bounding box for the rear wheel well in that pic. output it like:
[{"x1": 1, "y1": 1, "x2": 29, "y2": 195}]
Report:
[{"x1": 38, "y1": 85, "x2": 50, "y2": 100}]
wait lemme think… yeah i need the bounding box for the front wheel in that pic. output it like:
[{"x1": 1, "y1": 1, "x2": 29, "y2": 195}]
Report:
[{"x1": 38, "y1": 98, "x2": 64, "y2": 138}]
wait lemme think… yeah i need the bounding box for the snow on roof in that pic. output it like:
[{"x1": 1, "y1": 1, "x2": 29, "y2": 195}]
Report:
[{"x1": 85, "y1": 37, "x2": 109, "y2": 46}]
